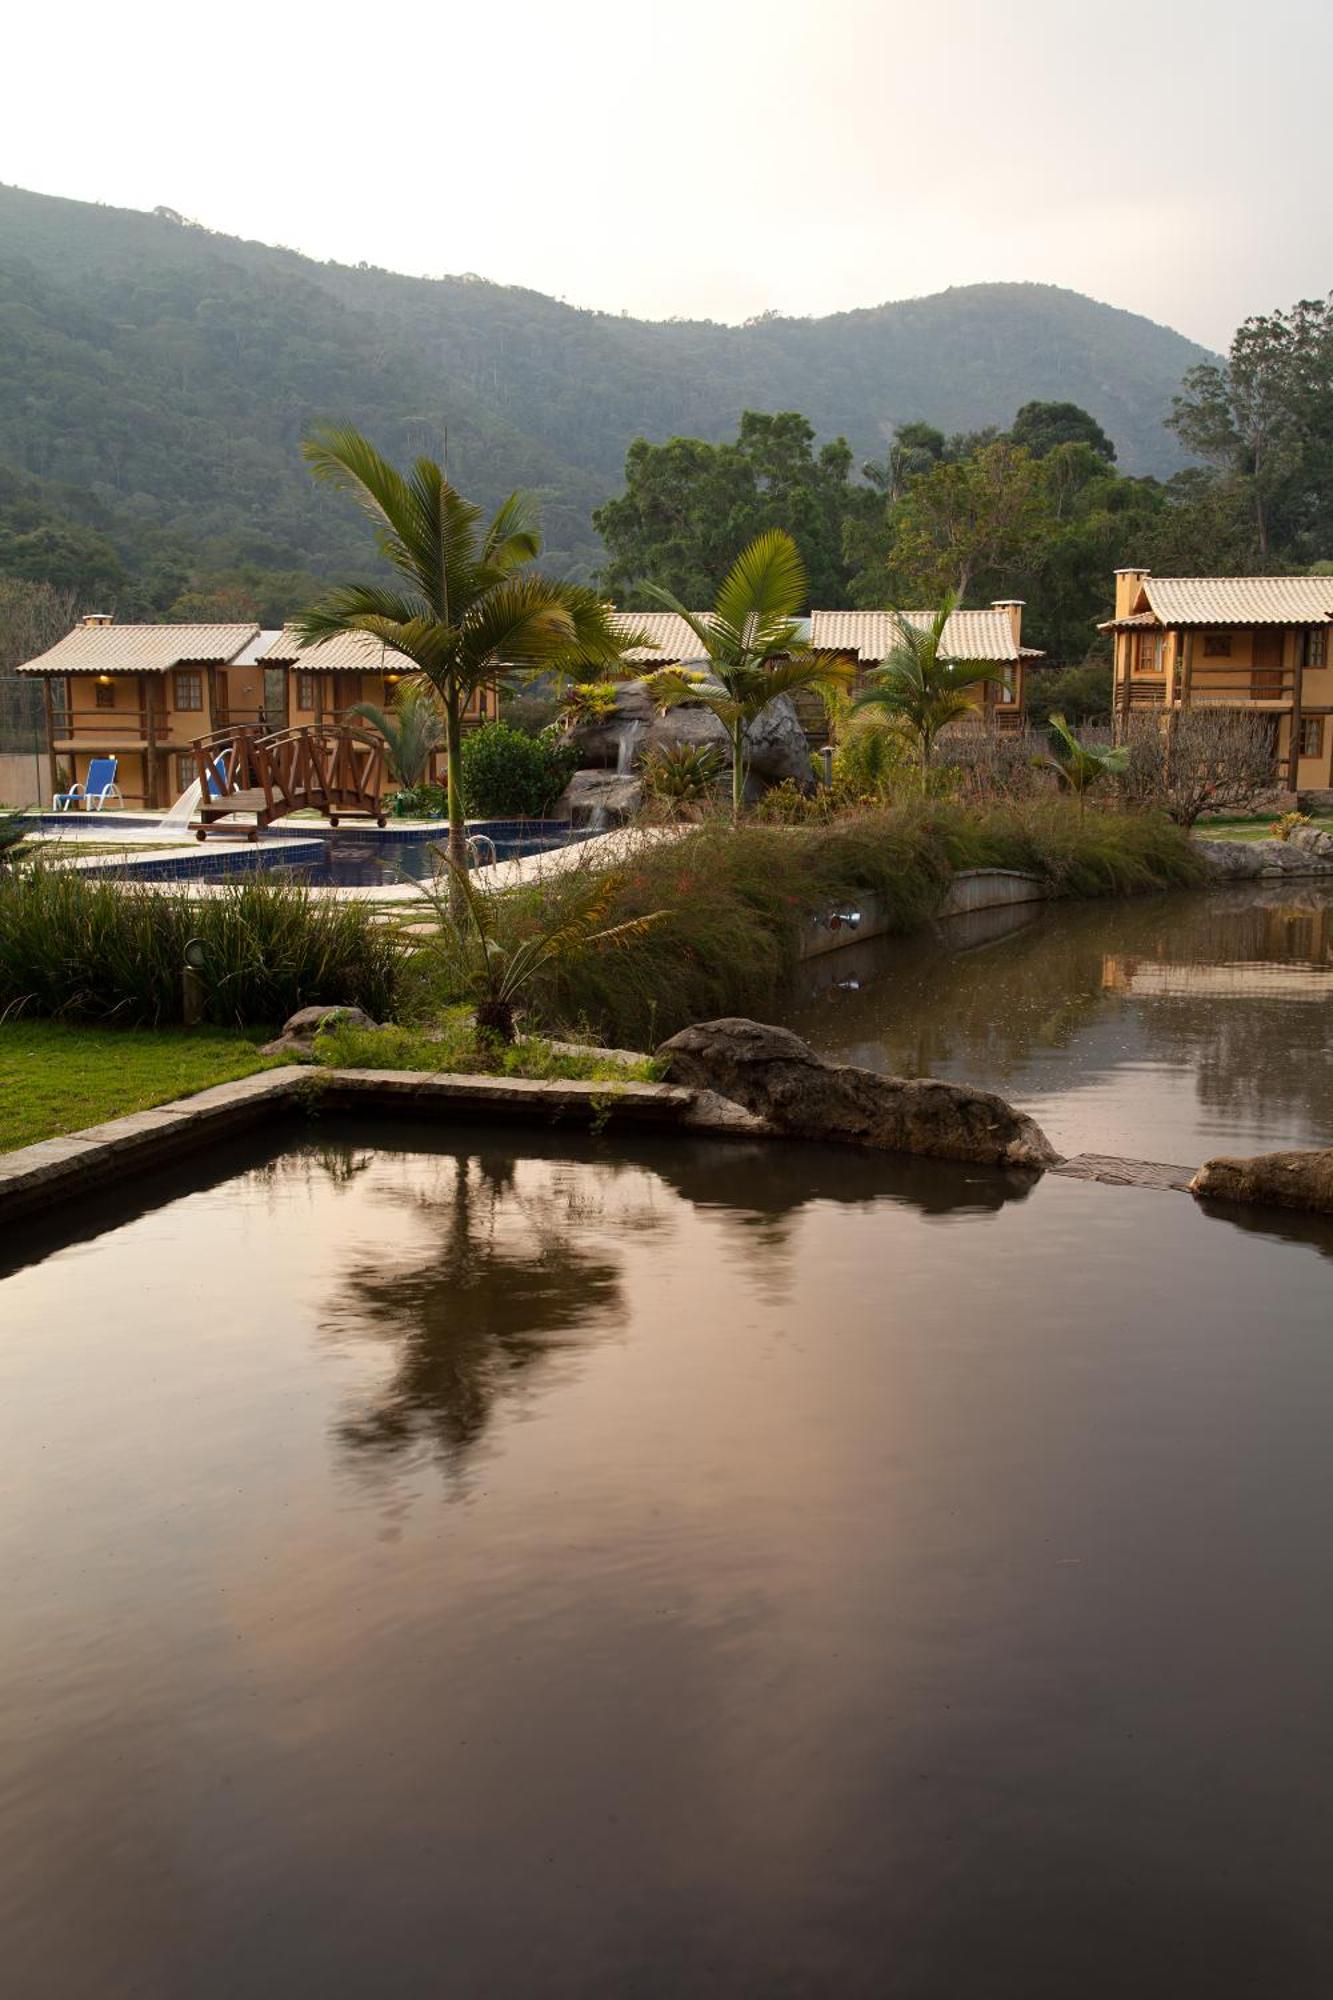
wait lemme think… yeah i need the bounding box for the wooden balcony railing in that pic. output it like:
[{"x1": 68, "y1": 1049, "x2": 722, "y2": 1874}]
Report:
[{"x1": 53, "y1": 709, "x2": 154, "y2": 742}]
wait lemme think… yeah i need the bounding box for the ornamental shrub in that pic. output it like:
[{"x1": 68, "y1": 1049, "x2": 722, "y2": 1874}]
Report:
[{"x1": 458, "y1": 722, "x2": 575, "y2": 818}]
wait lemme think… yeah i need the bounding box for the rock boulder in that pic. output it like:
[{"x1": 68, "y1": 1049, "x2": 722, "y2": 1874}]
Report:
[
  {"x1": 261, "y1": 1004, "x2": 378, "y2": 1058},
  {"x1": 1195, "y1": 835, "x2": 1333, "y2": 878},
  {"x1": 1191, "y1": 1149, "x2": 1333, "y2": 1215},
  {"x1": 657, "y1": 1017, "x2": 1057, "y2": 1168},
  {"x1": 554, "y1": 769, "x2": 644, "y2": 828}
]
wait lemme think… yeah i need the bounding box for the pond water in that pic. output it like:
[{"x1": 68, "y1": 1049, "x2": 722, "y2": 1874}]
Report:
[
  {"x1": 2, "y1": 1119, "x2": 1332, "y2": 1997},
  {"x1": 786, "y1": 882, "x2": 1333, "y2": 1167}
]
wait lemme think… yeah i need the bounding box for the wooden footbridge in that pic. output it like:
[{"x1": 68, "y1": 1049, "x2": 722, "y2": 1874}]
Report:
[{"x1": 190, "y1": 722, "x2": 388, "y2": 840}]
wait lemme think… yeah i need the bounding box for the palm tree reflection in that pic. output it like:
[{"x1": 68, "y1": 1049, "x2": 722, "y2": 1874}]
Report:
[{"x1": 324, "y1": 1150, "x2": 628, "y2": 1469}]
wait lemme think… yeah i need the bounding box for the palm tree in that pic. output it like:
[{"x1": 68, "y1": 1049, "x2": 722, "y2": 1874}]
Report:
[
  {"x1": 425, "y1": 858, "x2": 664, "y2": 1042},
  {"x1": 1040, "y1": 712, "x2": 1129, "y2": 816},
  {"x1": 851, "y1": 596, "x2": 1001, "y2": 795},
  {"x1": 346, "y1": 681, "x2": 444, "y2": 791},
  {"x1": 294, "y1": 428, "x2": 628, "y2": 898},
  {"x1": 645, "y1": 530, "x2": 847, "y2": 818}
]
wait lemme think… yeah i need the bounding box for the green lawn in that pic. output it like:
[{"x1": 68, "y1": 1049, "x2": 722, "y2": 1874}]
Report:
[
  {"x1": 1200, "y1": 814, "x2": 1333, "y2": 843},
  {"x1": 0, "y1": 1021, "x2": 282, "y2": 1153}
]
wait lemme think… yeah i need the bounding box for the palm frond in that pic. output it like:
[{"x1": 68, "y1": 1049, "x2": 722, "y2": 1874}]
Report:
[
  {"x1": 456, "y1": 576, "x2": 580, "y2": 681},
  {"x1": 714, "y1": 528, "x2": 807, "y2": 640},
  {"x1": 481, "y1": 492, "x2": 543, "y2": 576}
]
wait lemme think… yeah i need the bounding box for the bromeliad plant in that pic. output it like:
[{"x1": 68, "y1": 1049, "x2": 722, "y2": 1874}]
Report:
[
  {"x1": 645, "y1": 530, "x2": 848, "y2": 818},
  {"x1": 294, "y1": 429, "x2": 631, "y2": 904},
  {"x1": 421, "y1": 859, "x2": 666, "y2": 1042},
  {"x1": 1039, "y1": 712, "x2": 1129, "y2": 815},
  {"x1": 851, "y1": 596, "x2": 1001, "y2": 795},
  {"x1": 556, "y1": 681, "x2": 621, "y2": 731},
  {"x1": 640, "y1": 742, "x2": 725, "y2": 817}
]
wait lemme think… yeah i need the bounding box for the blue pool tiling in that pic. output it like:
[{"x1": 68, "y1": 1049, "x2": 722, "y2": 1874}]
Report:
[{"x1": 75, "y1": 841, "x2": 331, "y2": 883}]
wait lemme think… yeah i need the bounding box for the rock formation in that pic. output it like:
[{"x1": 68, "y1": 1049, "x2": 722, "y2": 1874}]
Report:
[
  {"x1": 657, "y1": 1017, "x2": 1057, "y2": 1169},
  {"x1": 1191, "y1": 1149, "x2": 1333, "y2": 1215}
]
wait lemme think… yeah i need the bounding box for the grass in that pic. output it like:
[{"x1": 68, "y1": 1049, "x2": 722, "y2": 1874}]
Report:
[
  {"x1": 0, "y1": 867, "x2": 400, "y2": 1026},
  {"x1": 0, "y1": 1020, "x2": 281, "y2": 1152},
  {"x1": 1197, "y1": 814, "x2": 1333, "y2": 843},
  {"x1": 310, "y1": 1012, "x2": 662, "y2": 1083},
  {"x1": 517, "y1": 800, "x2": 1204, "y2": 1049}
]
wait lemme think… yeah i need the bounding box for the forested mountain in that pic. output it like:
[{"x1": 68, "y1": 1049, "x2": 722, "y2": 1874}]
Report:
[{"x1": 0, "y1": 181, "x2": 1211, "y2": 609}]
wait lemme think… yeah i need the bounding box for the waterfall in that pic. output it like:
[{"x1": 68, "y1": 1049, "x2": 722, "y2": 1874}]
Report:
[
  {"x1": 159, "y1": 777, "x2": 202, "y2": 829},
  {"x1": 615, "y1": 720, "x2": 643, "y2": 776}
]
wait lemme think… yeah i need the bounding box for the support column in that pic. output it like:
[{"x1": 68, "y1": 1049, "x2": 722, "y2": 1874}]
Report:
[
  {"x1": 143, "y1": 674, "x2": 160, "y2": 809},
  {"x1": 41, "y1": 676, "x2": 58, "y2": 803},
  {"x1": 1289, "y1": 629, "x2": 1306, "y2": 794}
]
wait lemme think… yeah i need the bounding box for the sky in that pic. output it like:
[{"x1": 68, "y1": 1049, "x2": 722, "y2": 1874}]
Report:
[{"x1": 5, "y1": 0, "x2": 1331, "y2": 351}]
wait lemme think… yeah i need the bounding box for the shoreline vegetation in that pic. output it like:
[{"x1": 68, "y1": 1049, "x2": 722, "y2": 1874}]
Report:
[{"x1": 2, "y1": 799, "x2": 1200, "y2": 1058}]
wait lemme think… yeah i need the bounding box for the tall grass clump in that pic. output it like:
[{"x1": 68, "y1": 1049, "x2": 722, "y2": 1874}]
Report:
[
  {"x1": 0, "y1": 867, "x2": 399, "y2": 1026},
  {"x1": 514, "y1": 802, "x2": 1202, "y2": 1048}
]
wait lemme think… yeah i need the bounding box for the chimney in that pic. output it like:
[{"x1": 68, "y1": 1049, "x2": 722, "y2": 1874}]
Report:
[
  {"x1": 991, "y1": 598, "x2": 1024, "y2": 650},
  {"x1": 1113, "y1": 567, "x2": 1149, "y2": 620},
  {"x1": 81, "y1": 612, "x2": 114, "y2": 627}
]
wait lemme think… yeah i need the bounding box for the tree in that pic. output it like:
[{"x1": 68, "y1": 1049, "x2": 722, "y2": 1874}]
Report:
[
  {"x1": 1121, "y1": 710, "x2": 1276, "y2": 827},
  {"x1": 294, "y1": 428, "x2": 627, "y2": 895},
  {"x1": 1039, "y1": 713, "x2": 1128, "y2": 815},
  {"x1": 427, "y1": 859, "x2": 662, "y2": 1042},
  {"x1": 1168, "y1": 297, "x2": 1333, "y2": 562},
  {"x1": 850, "y1": 597, "x2": 1001, "y2": 794},
  {"x1": 883, "y1": 440, "x2": 1048, "y2": 602},
  {"x1": 646, "y1": 529, "x2": 847, "y2": 817},
  {"x1": 1011, "y1": 401, "x2": 1116, "y2": 463},
  {"x1": 594, "y1": 412, "x2": 868, "y2": 608},
  {"x1": 346, "y1": 682, "x2": 445, "y2": 789}
]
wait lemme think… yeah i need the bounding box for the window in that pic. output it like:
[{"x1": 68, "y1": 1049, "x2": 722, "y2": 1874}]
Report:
[
  {"x1": 1202, "y1": 632, "x2": 1232, "y2": 658},
  {"x1": 995, "y1": 673, "x2": 1016, "y2": 704},
  {"x1": 173, "y1": 668, "x2": 203, "y2": 712},
  {"x1": 1303, "y1": 627, "x2": 1328, "y2": 669},
  {"x1": 1136, "y1": 630, "x2": 1163, "y2": 673},
  {"x1": 1299, "y1": 717, "x2": 1325, "y2": 759},
  {"x1": 94, "y1": 681, "x2": 115, "y2": 709},
  {"x1": 296, "y1": 672, "x2": 318, "y2": 711},
  {"x1": 175, "y1": 752, "x2": 195, "y2": 793}
]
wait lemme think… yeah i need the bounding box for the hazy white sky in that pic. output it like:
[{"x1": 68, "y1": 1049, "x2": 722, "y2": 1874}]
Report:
[{"x1": 6, "y1": 0, "x2": 1330, "y2": 349}]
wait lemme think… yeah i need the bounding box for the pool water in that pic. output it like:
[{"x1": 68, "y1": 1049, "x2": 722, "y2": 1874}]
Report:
[
  {"x1": 786, "y1": 881, "x2": 1333, "y2": 1166},
  {"x1": 2, "y1": 1120, "x2": 1332, "y2": 1996},
  {"x1": 286, "y1": 830, "x2": 582, "y2": 887}
]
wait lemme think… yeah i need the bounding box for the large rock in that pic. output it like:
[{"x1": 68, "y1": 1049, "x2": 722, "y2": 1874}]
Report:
[
  {"x1": 261, "y1": 1003, "x2": 378, "y2": 1057},
  {"x1": 656, "y1": 1017, "x2": 1057, "y2": 1168},
  {"x1": 1191, "y1": 1149, "x2": 1333, "y2": 1215},
  {"x1": 569, "y1": 681, "x2": 656, "y2": 769},
  {"x1": 1195, "y1": 835, "x2": 1333, "y2": 878},
  {"x1": 555, "y1": 769, "x2": 644, "y2": 828},
  {"x1": 571, "y1": 679, "x2": 813, "y2": 791}
]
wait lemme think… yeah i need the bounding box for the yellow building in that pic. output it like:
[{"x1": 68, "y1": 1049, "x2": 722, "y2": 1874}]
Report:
[
  {"x1": 810, "y1": 603, "x2": 1037, "y2": 737},
  {"x1": 18, "y1": 617, "x2": 495, "y2": 808},
  {"x1": 1104, "y1": 570, "x2": 1333, "y2": 795},
  {"x1": 606, "y1": 604, "x2": 1038, "y2": 748}
]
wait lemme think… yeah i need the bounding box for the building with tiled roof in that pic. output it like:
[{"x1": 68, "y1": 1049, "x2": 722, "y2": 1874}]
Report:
[{"x1": 1103, "y1": 569, "x2": 1333, "y2": 793}]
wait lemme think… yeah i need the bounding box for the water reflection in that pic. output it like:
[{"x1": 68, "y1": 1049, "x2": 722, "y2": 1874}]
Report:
[
  {"x1": 320, "y1": 1146, "x2": 639, "y2": 1468},
  {"x1": 785, "y1": 884, "x2": 1333, "y2": 1163}
]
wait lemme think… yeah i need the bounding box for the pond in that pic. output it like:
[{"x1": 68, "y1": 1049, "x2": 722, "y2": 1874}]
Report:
[
  {"x1": 786, "y1": 881, "x2": 1333, "y2": 1166},
  {"x1": 2, "y1": 1118, "x2": 1332, "y2": 1996}
]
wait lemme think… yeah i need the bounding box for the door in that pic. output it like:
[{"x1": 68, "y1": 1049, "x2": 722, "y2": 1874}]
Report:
[
  {"x1": 332, "y1": 674, "x2": 360, "y2": 721},
  {"x1": 1252, "y1": 629, "x2": 1286, "y2": 700}
]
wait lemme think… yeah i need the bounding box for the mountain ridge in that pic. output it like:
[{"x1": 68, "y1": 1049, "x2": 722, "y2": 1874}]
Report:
[{"x1": 0, "y1": 182, "x2": 1213, "y2": 585}]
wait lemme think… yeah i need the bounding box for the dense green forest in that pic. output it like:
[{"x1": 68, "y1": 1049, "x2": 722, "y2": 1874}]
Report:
[{"x1": 0, "y1": 182, "x2": 1210, "y2": 619}]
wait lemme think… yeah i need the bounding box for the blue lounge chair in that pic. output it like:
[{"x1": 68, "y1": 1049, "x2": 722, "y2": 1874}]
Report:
[{"x1": 53, "y1": 757, "x2": 121, "y2": 812}]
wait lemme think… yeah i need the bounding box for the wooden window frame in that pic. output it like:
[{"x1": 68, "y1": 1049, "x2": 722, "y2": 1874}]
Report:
[
  {"x1": 94, "y1": 681, "x2": 116, "y2": 710},
  {"x1": 1303, "y1": 627, "x2": 1328, "y2": 670},
  {"x1": 1202, "y1": 631, "x2": 1232, "y2": 658},
  {"x1": 1136, "y1": 630, "x2": 1164, "y2": 673},
  {"x1": 296, "y1": 671, "x2": 318, "y2": 711},
  {"x1": 1298, "y1": 716, "x2": 1325, "y2": 759},
  {"x1": 172, "y1": 668, "x2": 204, "y2": 712},
  {"x1": 174, "y1": 750, "x2": 196, "y2": 793}
]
